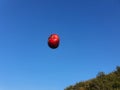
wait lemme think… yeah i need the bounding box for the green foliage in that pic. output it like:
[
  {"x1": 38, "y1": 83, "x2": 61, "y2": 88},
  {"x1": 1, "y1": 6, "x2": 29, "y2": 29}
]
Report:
[
  {"x1": 96, "y1": 72, "x2": 105, "y2": 78},
  {"x1": 65, "y1": 66, "x2": 120, "y2": 90}
]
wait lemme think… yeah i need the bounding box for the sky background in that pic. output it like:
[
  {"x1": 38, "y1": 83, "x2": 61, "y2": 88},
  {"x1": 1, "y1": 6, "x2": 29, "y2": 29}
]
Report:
[{"x1": 0, "y1": 0, "x2": 120, "y2": 90}]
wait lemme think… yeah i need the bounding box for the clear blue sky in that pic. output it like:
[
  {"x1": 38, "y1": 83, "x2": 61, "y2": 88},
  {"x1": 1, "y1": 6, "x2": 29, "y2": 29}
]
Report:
[{"x1": 0, "y1": 0, "x2": 120, "y2": 90}]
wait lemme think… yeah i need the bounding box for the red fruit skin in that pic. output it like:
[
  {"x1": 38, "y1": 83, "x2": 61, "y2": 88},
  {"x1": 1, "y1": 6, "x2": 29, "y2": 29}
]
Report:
[{"x1": 48, "y1": 34, "x2": 60, "y2": 49}]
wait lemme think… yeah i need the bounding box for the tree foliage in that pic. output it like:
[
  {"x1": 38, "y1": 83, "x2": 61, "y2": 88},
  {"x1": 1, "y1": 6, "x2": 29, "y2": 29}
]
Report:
[{"x1": 65, "y1": 66, "x2": 120, "y2": 90}]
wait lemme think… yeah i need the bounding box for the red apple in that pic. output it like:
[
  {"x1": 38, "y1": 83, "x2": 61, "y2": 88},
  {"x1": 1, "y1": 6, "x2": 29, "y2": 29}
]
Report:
[{"x1": 48, "y1": 34, "x2": 60, "y2": 49}]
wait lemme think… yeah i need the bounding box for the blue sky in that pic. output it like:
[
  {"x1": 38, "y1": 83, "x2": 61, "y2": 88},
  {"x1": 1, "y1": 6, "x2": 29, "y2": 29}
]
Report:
[{"x1": 0, "y1": 0, "x2": 120, "y2": 90}]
